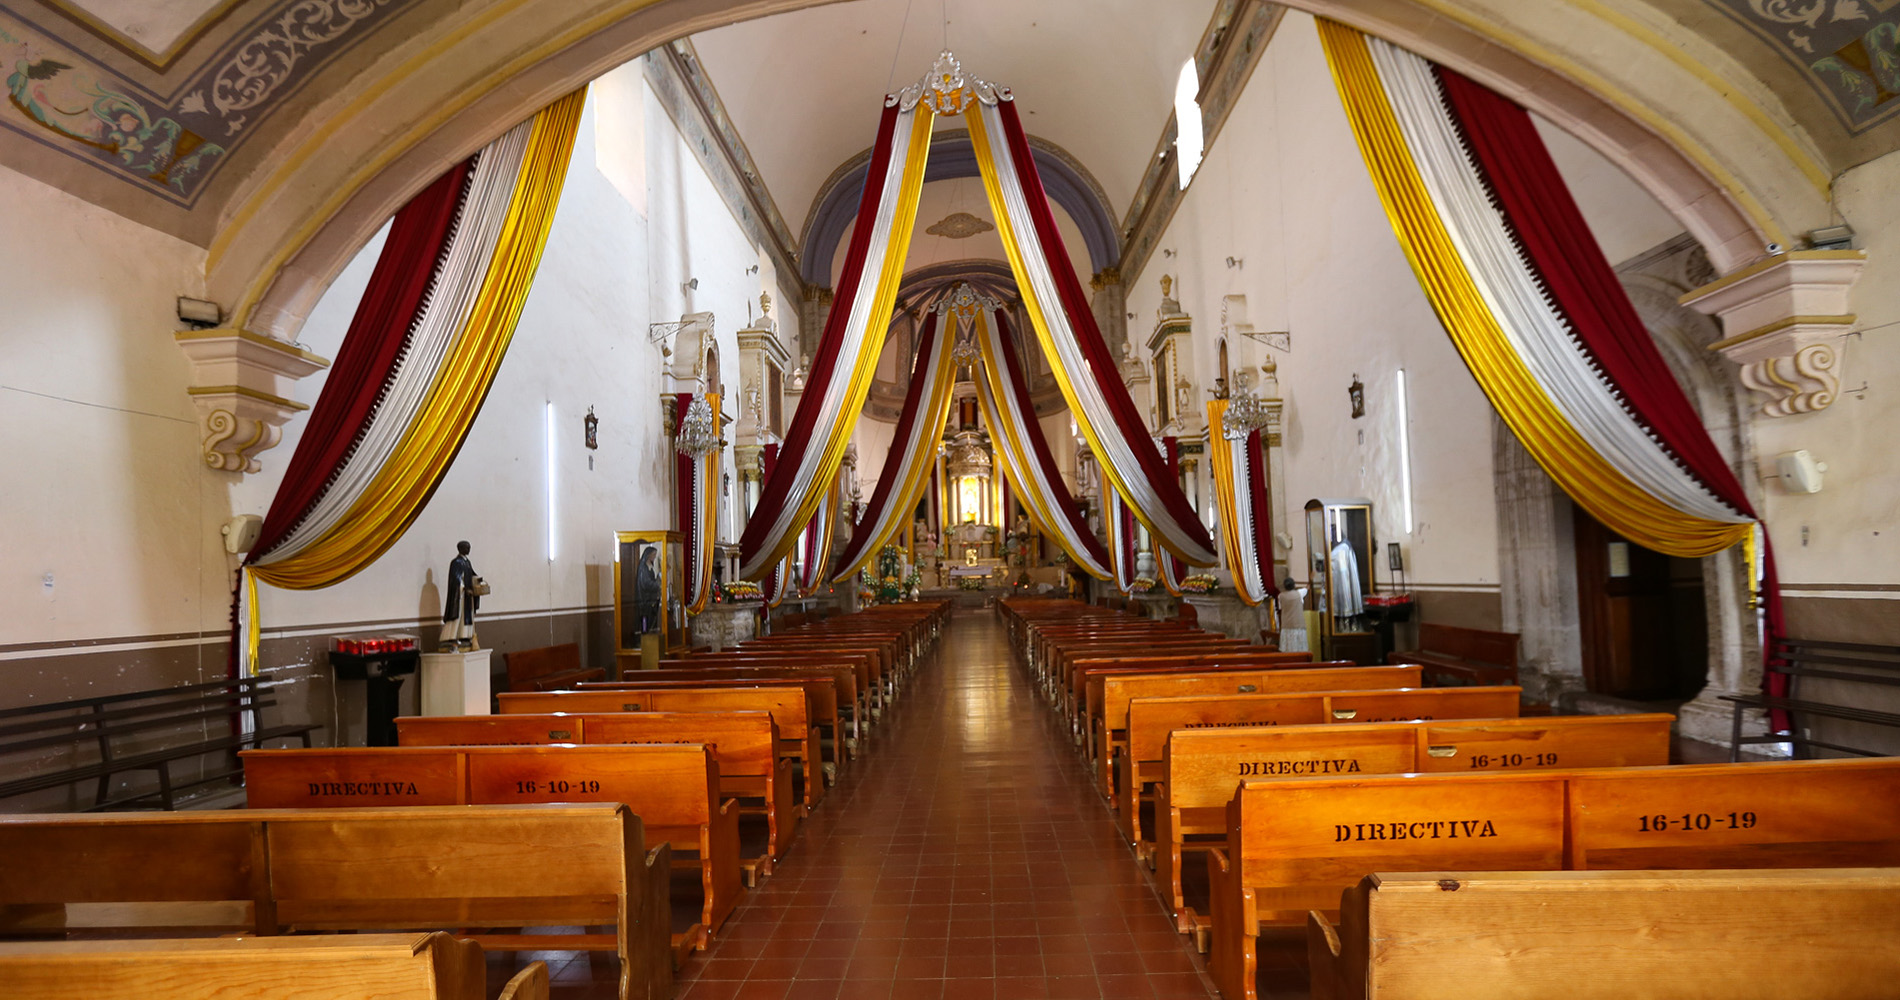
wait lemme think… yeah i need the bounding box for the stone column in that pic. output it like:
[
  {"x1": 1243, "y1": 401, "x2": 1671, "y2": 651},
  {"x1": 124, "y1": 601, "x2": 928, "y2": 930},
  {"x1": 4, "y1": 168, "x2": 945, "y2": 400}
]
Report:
[
  {"x1": 1491, "y1": 418, "x2": 1585, "y2": 708},
  {"x1": 1090, "y1": 267, "x2": 1127, "y2": 359},
  {"x1": 800, "y1": 286, "x2": 834, "y2": 360}
]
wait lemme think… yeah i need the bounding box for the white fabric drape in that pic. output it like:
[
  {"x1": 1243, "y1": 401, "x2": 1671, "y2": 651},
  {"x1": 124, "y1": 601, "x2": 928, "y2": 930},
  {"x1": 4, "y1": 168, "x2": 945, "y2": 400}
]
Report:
[
  {"x1": 1366, "y1": 38, "x2": 1748, "y2": 527},
  {"x1": 739, "y1": 105, "x2": 933, "y2": 578},
  {"x1": 1105, "y1": 488, "x2": 1139, "y2": 595},
  {"x1": 1216, "y1": 429, "x2": 1271, "y2": 605},
  {"x1": 256, "y1": 121, "x2": 532, "y2": 564},
  {"x1": 967, "y1": 101, "x2": 1219, "y2": 567},
  {"x1": 972, "y1": 311, "x2": 1113, "y2": 580}
]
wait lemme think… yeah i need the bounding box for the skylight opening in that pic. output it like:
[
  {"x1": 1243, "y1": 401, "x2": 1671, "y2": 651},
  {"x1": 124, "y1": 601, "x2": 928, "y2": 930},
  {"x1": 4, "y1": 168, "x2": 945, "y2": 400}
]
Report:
[{"x1": 1174, "y1": 57, "x2": 1204, "y2": 190}]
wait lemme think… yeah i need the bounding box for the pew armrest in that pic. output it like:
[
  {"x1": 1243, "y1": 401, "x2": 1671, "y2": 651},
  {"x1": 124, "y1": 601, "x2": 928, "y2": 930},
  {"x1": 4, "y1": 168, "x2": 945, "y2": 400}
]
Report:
[
  {"x1": 499, "y1": 961, "x2": 550, "y2": 1000},
  {"x1": 1306, "y1": 912, "x2": 1341, "y2": 1000}
]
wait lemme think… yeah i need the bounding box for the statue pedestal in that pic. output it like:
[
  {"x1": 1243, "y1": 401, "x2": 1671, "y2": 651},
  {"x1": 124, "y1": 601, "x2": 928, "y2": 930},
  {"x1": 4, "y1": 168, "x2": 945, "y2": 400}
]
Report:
[
  {"x1": 1183, "y1": 594, "x2": 1265, "y2": 642},
  {"x1": 420, "y1": 649, "x2": 492, "y2": 716},
  {"x1": 692, "y1": 600, "x2": 763, "y2": 651}
]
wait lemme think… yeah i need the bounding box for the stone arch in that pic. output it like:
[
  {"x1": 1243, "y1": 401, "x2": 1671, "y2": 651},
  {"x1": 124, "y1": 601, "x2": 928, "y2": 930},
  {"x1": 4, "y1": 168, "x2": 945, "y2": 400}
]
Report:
[
  {"x1": 799, "y1": 131, "x2": 1120, "y2": 287},
  {"x1": 1492, "y1": 234, "x2": 1764, "y2": 741},
  {"x1": 210, "y1": 0, "x2": 1826, "y2": 345}
]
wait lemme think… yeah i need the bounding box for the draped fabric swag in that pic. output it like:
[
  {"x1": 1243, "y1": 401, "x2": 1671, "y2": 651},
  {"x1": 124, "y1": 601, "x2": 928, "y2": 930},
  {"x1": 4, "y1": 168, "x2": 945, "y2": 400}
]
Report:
[
  {"x1": 740, "y1": 57, "x2": 1214, "y2": 579},
  {"x1": 973, "y1": 304, "x2": 1113, "y2": 580},
  {"x1": 757, "y1": 444, "x2": 791, "y2": 608},
  {"x1": 1316, "y1": 21, "x2": 1785, "y2": 715},
  {"x1": 738, "y1": 101, "x2": 935, "y2": 578},
  {"x1": 797, "y1": 485, "x2": 841, "y2": 594},
  {"x1": 1105, "y1": 488, "x2": 1140, "y2": 595},
  {"x1": 833, "y1": 311, "x2": 957, "y2": 582},
  {"x1": 1206, "y1": 400, "x2": 1279, "y2": 606},
  {"x1": 677, "y1": 393, "x2": 722, "y2": 615},
  {"x1": 234, "y1": 89, "x2": 586, "y2": 673},
  {"x1": 1154, "y1": 437, "x2": 1190, "y2": 596}
]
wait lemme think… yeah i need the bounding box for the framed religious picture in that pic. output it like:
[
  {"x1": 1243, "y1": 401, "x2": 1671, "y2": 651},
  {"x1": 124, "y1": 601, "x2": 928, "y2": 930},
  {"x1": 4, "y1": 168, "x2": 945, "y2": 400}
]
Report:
[{"x1": 614, "y1": 530, "x2": 682, "y2": 656}]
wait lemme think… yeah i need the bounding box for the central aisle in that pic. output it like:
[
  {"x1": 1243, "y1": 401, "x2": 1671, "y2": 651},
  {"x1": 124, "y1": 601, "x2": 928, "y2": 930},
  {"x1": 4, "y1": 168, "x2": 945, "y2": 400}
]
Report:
[{"x1": 675, "y1": 608, "x2": 1220, "y2": 1000}]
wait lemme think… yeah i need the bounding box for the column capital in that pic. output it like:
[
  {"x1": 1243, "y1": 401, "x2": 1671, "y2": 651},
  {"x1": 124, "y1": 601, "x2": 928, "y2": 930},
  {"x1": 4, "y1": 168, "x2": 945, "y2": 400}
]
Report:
[
  {"x1": 173, "y1": 327, "x2": 330, "y2": 473},
  {"x1": 1680, "y1": 250, "x2": 1866, "y2": 417}
]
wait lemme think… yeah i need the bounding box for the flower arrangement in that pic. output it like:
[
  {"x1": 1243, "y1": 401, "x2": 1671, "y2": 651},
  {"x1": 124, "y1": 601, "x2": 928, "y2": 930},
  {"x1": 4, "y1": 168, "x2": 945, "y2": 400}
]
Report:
[
  {"x1": 957, "y1": 576, "x2": 986, "y2": 591},
  {"x1": 1130, "y1": 577, "x2": 1156, "y2": 594},
  {"x1": 720, "y1": 580, "x2": 761, "y2": 602},
  {"x1": 1179, "y1": 574, "x2": 1220, "y2": 595}
]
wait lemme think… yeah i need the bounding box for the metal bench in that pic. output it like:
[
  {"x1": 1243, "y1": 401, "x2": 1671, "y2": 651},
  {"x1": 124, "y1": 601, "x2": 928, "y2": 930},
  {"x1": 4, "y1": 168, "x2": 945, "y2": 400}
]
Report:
[{"x1": 1724, "y1": 638, "x2": 1900, "y2": 760}]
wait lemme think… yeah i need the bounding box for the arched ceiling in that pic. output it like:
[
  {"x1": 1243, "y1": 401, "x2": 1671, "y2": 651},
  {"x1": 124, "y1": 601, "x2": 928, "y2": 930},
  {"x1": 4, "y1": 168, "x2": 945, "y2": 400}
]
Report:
[
  {"x1": 0, "y1": 0, "x2": 1879, "y2": 341},
  {"x1": 687, "y1": 0, "x2": 1218, "y2": 232}
]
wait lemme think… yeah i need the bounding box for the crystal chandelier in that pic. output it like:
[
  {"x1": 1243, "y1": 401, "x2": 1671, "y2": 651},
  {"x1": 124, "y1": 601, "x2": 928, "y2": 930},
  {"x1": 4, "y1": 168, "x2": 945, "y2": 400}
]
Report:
[
  {"x1": 1221, "y1": 368, "x2": 1271, "y2": 440},
  {"x1": 675, "y1": 395, "x2": 720, "y2": 457}
]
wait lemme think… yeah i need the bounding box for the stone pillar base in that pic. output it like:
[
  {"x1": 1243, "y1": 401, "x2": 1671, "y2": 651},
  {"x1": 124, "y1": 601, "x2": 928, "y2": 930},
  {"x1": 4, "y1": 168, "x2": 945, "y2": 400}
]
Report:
[
  {"x1": 691, "y1": 601, "x2": 762, "y2": 651},
  {"x1": 1675, "y1": 688, "x2": 1785, "y2": 754},
  {"x1": 1183, "y1": 594, "x2": 1265, "y2": 642}
]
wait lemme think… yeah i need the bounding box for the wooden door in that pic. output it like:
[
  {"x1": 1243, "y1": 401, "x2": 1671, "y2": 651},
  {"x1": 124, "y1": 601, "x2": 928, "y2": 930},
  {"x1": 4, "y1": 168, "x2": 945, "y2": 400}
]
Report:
[{"x1": 1572, "y1": 504, "x2": 1707, "y2": 699}]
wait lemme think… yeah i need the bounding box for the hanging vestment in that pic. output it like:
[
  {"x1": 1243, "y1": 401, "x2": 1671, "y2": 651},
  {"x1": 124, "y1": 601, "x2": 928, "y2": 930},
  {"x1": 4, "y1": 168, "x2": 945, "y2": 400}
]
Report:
[{"x1": 1328, "y1": 541, "x2": 1364, "y2": 619}]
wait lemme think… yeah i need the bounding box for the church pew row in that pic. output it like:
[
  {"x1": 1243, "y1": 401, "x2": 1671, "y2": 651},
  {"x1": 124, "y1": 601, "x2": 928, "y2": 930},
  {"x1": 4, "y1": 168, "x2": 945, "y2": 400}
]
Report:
[
  {"x1": 1042, "y1": 633, "x2": 1243, "y2": 699},
  {"x1": 0, "y1": 804, "x2": 668, "y2": 1000},
  {"x1": 499, "y1": 686, "x2": 824, "y2": 809},
  {"x1": 0, "y1": 933, "x2": 547, "y2": 1000},
  {"x1": 648, "y1": 656, "x2": 874, "y2": 740},
  {"x1": 1074, "y1": 654, "x2": 1339, "y2": 751},
  {"x1": 1092, "y1": 665, "x2": 1417, "y2": 798},
  {"x1": 1115, "y1": 685, "x2": 1523, "y2": 813},
  {"x1": 241, "y1": 743, "x2": 741, "y2": 954},
  {"x1": 1052, "y1": 639, "x2": 1260, "y2": 712},
  {"x1": 1205, "y1": 757, "x2": 1900, "y2": 1000},
  {"x1": 578, "y1": 676, "x2": 846, "y2": 781},
  {"x1": 1306, "y1": 868, "x2": 1900, "y2": 1000},
  {"x1": 1153, "y1": 713, "x2": 1674, "y2": 935},
  {"x1": 397, "y1": 710, "x2": 797, "y2": 877}
]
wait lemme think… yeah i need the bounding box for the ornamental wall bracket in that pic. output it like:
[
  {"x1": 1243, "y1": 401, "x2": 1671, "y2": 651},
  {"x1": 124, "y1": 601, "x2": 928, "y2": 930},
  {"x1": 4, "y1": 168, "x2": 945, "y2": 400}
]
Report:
[
  {"x1": 173, "y1": 328, "x2": 329, "y2": 473},
  {"x1": 1680, "y1": 250, "x2": 1865, "y2": 417}
]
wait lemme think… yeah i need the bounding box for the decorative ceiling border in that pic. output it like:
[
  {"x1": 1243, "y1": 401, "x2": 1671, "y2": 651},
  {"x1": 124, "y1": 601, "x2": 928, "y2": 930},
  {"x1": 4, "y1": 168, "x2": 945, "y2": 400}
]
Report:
[
  {"x1": 0, "y1": 0, "x2": 413, "y2": 206},
  {"x1": 1700, "y1": 0, "x2": 1900, "y2": 135},
  {"x1": 33, "y1": 0, "x2": 248, "y2": 72},
  {"x1": 1118, "y1": 0, "x2": 1284, "y2": 284},
  {"x1": 647, "y1": 36, "x2": 802, "y2": 288}
]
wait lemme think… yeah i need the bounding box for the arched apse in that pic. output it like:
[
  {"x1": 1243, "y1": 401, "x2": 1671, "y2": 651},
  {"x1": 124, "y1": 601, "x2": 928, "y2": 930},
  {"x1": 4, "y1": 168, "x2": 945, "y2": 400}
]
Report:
[
  {"x1": 800, "y1": 131, "x2": 1120, "y2": 287},
  {"x1": 210, "y1": 0, "x2": 1829, "y2": 345}
]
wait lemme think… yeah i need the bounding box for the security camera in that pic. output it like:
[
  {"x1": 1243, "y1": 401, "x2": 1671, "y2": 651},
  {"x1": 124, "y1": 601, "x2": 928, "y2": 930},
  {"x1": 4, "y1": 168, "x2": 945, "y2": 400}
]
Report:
[{"x1": 1765, "y1": 242, "x2": 1785, "y2": 255}]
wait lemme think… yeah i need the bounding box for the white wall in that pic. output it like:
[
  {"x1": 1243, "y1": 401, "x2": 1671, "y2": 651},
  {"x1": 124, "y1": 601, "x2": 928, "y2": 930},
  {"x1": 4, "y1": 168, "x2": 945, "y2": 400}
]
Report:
[
  {"x1": 1127, "y1": 12, "x2": 1500, "y2": 602},
  {"x1": 0, "y1": 58, "x2": 795, "y2": 669}
]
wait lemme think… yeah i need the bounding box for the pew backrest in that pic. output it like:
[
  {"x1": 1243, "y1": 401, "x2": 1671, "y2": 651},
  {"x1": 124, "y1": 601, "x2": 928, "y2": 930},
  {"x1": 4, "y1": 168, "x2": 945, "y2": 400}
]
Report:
[
  {"x1": 1310, "y1": 868, "x2": 1900, "y2": 1000},
  {"x1": 1127, "y1": 686, "x2": 1523, "y2": 764},
  {"x1": 1101, "y1": 666, "x2": 1424, "y2": 738}
]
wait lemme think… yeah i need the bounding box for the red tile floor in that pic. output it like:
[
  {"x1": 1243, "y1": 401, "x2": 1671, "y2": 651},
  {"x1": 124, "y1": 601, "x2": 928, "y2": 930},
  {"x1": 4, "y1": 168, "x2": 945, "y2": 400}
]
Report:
[{"x1": 490, "y1": 609, "x2": 1228, "y2": 999}]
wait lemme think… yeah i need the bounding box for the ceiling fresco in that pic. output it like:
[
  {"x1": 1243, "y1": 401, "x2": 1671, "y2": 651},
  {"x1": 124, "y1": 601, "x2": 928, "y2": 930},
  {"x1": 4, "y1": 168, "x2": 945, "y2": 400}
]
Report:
[
  {"x1": 0, "y1": 0, "x2": 411, "y2": 205},
  {"x1": 1706, "y1": 0, "x2": 1900, "y2": 132}
]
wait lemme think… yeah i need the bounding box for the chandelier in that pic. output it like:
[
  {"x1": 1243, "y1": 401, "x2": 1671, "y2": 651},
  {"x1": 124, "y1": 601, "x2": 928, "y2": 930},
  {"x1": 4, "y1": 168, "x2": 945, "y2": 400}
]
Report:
[
  {"x1": 1222, "y1": 368, "x2": 1272, "y2": 440},
  {"x1": 675, "y1": 395, "x2": 720, "y2": 457}
]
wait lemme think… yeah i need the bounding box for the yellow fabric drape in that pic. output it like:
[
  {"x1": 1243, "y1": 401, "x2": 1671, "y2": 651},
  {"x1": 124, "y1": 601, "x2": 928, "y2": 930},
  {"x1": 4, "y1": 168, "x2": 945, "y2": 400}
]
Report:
[
  {"x1": 245, "y1": 88, "x2": 586, "y2": 664},
  {"x1": 965, "y1": 109, "x2": 1213, "y2": 568},
  {"x1": 1203, "y1": 401, "x2": 1262, "y2": 607},
  {"x1": 1315, "y1": 22, "x2": 1751, "y2": 559},
  {"x1": 835, "y1": 341, "x2": 957, "y2": 582},
  {"x1": 687, "y1": 394, "x2": 722, "y2": 616},
  {"x1": 751, "y1": 108, "x2": 935, "y2": 574},
  {"x1": 973, "y1": 314, "x2": 1109, "y2": 579}
]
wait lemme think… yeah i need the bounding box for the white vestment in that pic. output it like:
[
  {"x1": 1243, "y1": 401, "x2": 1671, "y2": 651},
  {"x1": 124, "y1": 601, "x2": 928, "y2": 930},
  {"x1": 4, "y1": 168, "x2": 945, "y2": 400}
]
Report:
[{"x1": 1328, "y1": 541, "x2": 1365, "y2": 618}]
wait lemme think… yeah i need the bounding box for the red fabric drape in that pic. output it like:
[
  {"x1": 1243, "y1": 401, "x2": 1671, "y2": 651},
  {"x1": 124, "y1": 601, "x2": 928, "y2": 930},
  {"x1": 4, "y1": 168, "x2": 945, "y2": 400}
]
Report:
[
  {"x1": 741, "y1": 105, "x2": 902, "y2": 567},
  {"x1": 675, "y1": 393, "x2": 700, "y2": 609},
  {"x1": 991, "y1": 307, "x2": 1114, "y2": 572},
  {"x1": 1159, "y1": 437, "x2": 1188, "y2": 586},
  {"x1": 1245, "y1": 430, "x2": 1280, "y2": 599},
  {"x1": 995, "y1": 101, "x2": 1215, "y2": 560},
  {"x1": 836, "y1": 312, "x2": 941, "y2": 573},
  {"x1": 250, "y1": 160, "x2": 474, "y2": 561},
  {"x1": 228, "y1": 158, "x2": 473, "y2": 677},
  {"x1": 1435, "y1": 67, "x2": 1787, "y2": 726},
  {"x1": 759, "y1": 444, "x2": 783, "y2": 605}
]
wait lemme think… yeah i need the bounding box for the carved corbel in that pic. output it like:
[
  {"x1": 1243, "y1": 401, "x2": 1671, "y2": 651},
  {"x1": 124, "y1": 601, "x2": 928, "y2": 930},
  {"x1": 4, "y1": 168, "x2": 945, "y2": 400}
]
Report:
[
  {"x1": 1680, "y1": 251, "x2": 1865, "y2": 417},
  {"x1": 173, "y1": 328, "x2": 329, "y2": 473}
]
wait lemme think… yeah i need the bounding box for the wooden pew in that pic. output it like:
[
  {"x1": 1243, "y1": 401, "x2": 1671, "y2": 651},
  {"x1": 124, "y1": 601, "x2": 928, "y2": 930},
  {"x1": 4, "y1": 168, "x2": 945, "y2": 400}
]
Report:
[
  {"x1": 505, "y1": 643, "x2": 606, "y2": 692},
  {"x1": 1307, "y1": 868, "x2": 1900, "y2": 1000},
  {"x1": 0, "y1": 804, "x2": 667, "y2": 1000},
  {"x1": 498, "y1": 687, "x2": 823, "y2": 809},
  {"x1": 653, "y1": 654, "x2": 873, "y2": 738},
  {"x1": 1208, "y1": 757, "x2": 1900, "y2": 1000},
  {"x1": 1154, "y1": 713, "x2": 1673, "y2": 935},
  {"x1": 1091, "y1": 662, "x2": 1392, "y2": 795},
  {"x1": 1122, "y1": 685, "x2": 1522, "y2": 825},
  {"x1": 1066, "y1": 651, "x2": 1318, "y2": 735},
  {"x1": 397, "y1": 711, "x2": 797, "y2": 875},
  {"x1": 1387, "y1": 622, "x2": 1519, "y2": 687},
  {"x1": 0, "y1": 933, "x2": 544, "y2": 1000},
  {"x1": 580, "y1": 674, "x2": 847, "y2": 777},
  {"x1": 241, "y1": 744, "x2": 740, "y2": 956}
]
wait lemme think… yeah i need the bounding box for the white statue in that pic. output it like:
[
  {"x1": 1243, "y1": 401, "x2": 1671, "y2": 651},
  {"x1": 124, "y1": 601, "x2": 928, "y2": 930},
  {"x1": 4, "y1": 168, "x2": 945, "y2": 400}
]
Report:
[{"x1": 789, "y1": 353, "x2": 809, "y2": 392}]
